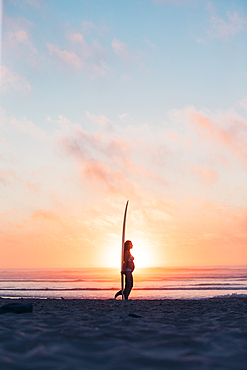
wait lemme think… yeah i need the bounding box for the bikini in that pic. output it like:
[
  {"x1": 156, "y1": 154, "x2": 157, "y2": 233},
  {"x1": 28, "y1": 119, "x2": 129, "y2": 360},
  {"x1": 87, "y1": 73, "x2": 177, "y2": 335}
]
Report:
[{"x1": 125, "y1": 256, "x2": 134, "y2": 272}]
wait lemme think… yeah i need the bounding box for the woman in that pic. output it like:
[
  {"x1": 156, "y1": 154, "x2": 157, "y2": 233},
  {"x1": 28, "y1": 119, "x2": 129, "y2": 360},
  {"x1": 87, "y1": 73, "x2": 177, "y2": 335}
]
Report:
[{"x1": 115, "y1": 240, "x2": 135, "y2": 300}]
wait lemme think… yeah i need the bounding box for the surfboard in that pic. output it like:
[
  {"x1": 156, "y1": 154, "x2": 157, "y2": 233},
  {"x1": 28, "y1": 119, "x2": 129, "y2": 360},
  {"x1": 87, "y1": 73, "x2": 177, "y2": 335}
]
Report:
[{"x1": 121, "y1": 200, "x2": 129, "y2": 300}]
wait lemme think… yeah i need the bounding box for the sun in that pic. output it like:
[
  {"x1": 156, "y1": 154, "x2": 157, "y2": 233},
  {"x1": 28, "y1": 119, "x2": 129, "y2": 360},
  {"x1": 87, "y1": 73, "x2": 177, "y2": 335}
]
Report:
[
  {"x1": 131, "y1": 239, "x2": 157, "y2": 268},
  {"x1": 102, "y1": 237, "x2": 158, "y2": 269}
]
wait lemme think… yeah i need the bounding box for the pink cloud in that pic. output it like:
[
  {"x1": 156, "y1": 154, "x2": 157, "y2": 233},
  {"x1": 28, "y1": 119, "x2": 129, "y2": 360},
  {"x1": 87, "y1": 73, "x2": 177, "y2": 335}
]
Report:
[
  {"x1": 59, "y1": 126, "x2": 129, "y2": 166},
  {"x1": 86, "y1": 111, "x2": 113, "y2": 131},
  {"x1": 82, "y1": 160, "x2": 141, "y2": 197},
  {"x1": 188, "y1": 109, "x2": 215, "y2": 134},
  {"x1": 57, "y1": 122, "x2": 168, "y2": 199},
  {"x1": 187, "y1": 107, "x2": 247, "y2": 164},
  {"x1": 3, "y1": 16, "x2": 38, "y2": 68},
  {"x1": 47, "y1": 44, "x2": 83, "y2": 68},
  {"x1": 112, "y1": 38, "x2": 142, "y2": 64},
  {"x1": 112, "y1": 39, "x2": 130, "y2": 57},
  {"x1": 25, "y1": 182, "x2": 38, "y2": 192},
  {"x1": 0, "y1": 168, "x2": 17, "y2": 184},
  {"x1": 207, "y1": 7, "x2": 247, "y2": 39},
  {"x1": 190, "y1": 164, "x2": 219, "y2": 185},
  {"x1": 48, "y1": 34, "x2": 107, "y2": 76},
  {"x1": 32, "y1": 209, "x2": 61, "y2": 222},
  {"x1": 91, "y1": 61, "x2": 108, "y2": 77},
  {"x1": 69, "y1": 33, "x2": 84, "y2": 43},
  {"x1": 0, "y1": 65, "x2": 32, "y2": 94},
  {"x1": 67, "y1": 33, "x2": 93, "y2": 60},
  {"x1": 15, "y1": 30, "x2": 28, "y2": 42},
  {"x1": 48, "y1": 22, "x2": 107, "y2": 76}
]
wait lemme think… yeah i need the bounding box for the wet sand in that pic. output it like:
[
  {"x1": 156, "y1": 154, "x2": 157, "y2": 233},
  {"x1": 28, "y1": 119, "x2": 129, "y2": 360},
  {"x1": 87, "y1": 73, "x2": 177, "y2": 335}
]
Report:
[{"x1": 0, "y1": 297, "x2": 246, "y2": 369}]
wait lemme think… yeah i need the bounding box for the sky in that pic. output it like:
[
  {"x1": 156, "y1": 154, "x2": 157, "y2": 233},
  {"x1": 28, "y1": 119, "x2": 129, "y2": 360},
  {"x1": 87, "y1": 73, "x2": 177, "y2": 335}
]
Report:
[{"x1": 0, "y1": 0, "x2": 247, "y2": 268}]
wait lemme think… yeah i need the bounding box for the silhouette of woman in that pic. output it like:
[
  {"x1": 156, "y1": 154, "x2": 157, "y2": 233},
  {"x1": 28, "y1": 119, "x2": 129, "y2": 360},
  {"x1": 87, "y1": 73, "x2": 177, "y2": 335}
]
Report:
[{"x1": 115, "y1": 240, "x2": 135, "y2": 300}]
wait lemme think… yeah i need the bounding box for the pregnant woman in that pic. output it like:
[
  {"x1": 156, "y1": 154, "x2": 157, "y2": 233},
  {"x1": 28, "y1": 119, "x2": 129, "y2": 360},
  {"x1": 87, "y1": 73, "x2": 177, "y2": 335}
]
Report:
[{"x1": 115, "y1": 240, "x2": 135, "y2": 300}]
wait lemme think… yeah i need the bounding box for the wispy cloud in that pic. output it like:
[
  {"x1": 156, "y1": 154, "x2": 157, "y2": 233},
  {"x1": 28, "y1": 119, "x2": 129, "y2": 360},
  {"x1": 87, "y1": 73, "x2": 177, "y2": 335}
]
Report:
[
  {"x1": 187, "y1": 107, "x2": 247, "y2": 165},
  {"x1": 86, "y1": 111, "x2": 113, "y2": 131},
  {"x1": 32, "y1": 209, "x2": 61, "y2": 222},
  {"x1": 0, "y1": 65, "x2": 32, "y2": 94},
  {"x1": 189, "y1": 33, "x2": 204, "y2": 44},
  {"x1": 112, "y1": 38, "x2": 134, "y2": 60},
  {"x1": 68, "y1": 33, "x2": 84, "y2": 44},
  {"x1": 59, "y1": 125, "x2": 129, "y2": 164},
  {"x1": 67, "y1": 33, "x2": 104, "y2": 59},
  {"x1": 56, "y1": 118, "x2": 167, "y2": 198},
  {"x1": 48, "y1": 36, "x2": 107, "y2": 76},
  {"x1": 238, "y1": 96, "x2": 247, "y2": 111},
  {"x1": 145, "y1": 36, "x2": 159, "y2": 50},
  {"x1": 25, "y1": 181, "x2": 38, "y2": 192},
  {"x1": 82, "y1": 160, "x2": 141, "y2": 196},
  {"x1": 112, "y1": 38, "x2": 144, "y2": 65},
  {"x1": 47, "y1": 44, "x2": 83, "y2": 68},
  {"x1": 3, "y1": 16, "x2": 38, "y2": 67},
  {"x1": 5, "y1": 29, "x2": 37, "y2": 54},
  {"x1": 206, "y1": 3, "x2": 247, "y2": 40},
  {"x1": 0, "y1": 168, "x2": 17, "y2": 184},
  {"x1": 190, "y1": 164, "x2": 219, "y2": 185}
]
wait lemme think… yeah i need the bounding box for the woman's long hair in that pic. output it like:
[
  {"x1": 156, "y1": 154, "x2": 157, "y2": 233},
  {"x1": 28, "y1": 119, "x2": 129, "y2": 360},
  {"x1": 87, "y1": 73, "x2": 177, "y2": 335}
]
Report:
[{"x1": 124, "y1": 240, "x2": 132, "y2": 252}]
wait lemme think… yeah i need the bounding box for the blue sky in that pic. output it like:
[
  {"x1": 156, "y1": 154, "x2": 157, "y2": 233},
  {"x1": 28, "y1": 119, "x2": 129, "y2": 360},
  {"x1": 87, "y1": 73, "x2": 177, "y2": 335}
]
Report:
[{"x1": 2, "y1": 0, "x2": 247, "y2": 123}]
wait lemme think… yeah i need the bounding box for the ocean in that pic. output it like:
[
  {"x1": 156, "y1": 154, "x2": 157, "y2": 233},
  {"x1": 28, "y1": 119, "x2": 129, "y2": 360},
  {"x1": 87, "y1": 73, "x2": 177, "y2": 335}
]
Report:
[{"x1": 0, "y1": 266, "x2": 246, "y2": 300}]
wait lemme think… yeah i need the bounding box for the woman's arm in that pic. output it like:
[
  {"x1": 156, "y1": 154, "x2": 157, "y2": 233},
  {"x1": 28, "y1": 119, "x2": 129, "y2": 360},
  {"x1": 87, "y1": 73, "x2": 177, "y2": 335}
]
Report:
[{"x1": 123, "y1": 250, "x2": 130, "y2": 271}]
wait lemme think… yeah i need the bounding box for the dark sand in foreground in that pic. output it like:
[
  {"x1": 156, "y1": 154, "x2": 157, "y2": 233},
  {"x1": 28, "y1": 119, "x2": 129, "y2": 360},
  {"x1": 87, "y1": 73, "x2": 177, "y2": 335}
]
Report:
[{"x1": 0, "y1": 297, "x2": 246, "y2": 370}]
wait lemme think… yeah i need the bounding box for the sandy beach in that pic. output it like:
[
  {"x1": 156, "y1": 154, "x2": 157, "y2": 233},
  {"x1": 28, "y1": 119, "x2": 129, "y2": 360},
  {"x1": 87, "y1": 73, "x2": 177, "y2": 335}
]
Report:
[{"x1": 0, "y1": 298, "x2": 246, "y2": 370}]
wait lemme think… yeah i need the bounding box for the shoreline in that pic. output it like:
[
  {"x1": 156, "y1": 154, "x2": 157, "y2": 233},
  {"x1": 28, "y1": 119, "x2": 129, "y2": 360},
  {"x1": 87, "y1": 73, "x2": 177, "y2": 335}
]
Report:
[
  {"x1": 1, "y1": 295, "x2": 247, "y2": 300},
  {"x1": 0, "y1": 293, "x2": 246, "y2": 301},
  {"x1": 1, "y1": 296, "x2": 247, "y2": 304},
  {"x1": 0, "y1": 297, "x2": 246, "y2": 369}
]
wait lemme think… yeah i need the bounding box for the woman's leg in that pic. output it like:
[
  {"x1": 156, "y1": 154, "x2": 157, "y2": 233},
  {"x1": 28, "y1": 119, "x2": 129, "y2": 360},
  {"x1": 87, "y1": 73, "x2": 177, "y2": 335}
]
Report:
[
  {"x1": 114, "y1": 290, "x2": 122, "y2": 298},
  {"x1": 124, "y1": 272, "x2": 133, "y2": 300}
]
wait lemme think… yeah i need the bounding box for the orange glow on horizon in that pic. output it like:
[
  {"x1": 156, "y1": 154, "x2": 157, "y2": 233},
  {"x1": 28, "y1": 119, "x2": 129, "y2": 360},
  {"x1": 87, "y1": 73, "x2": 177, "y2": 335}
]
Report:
[
  {"x1": 0, "y1": 197, "x2": 246, "y2": 268},
  {"x1": 101, "y1": 237, "x2": 160, "y2": 269}
]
